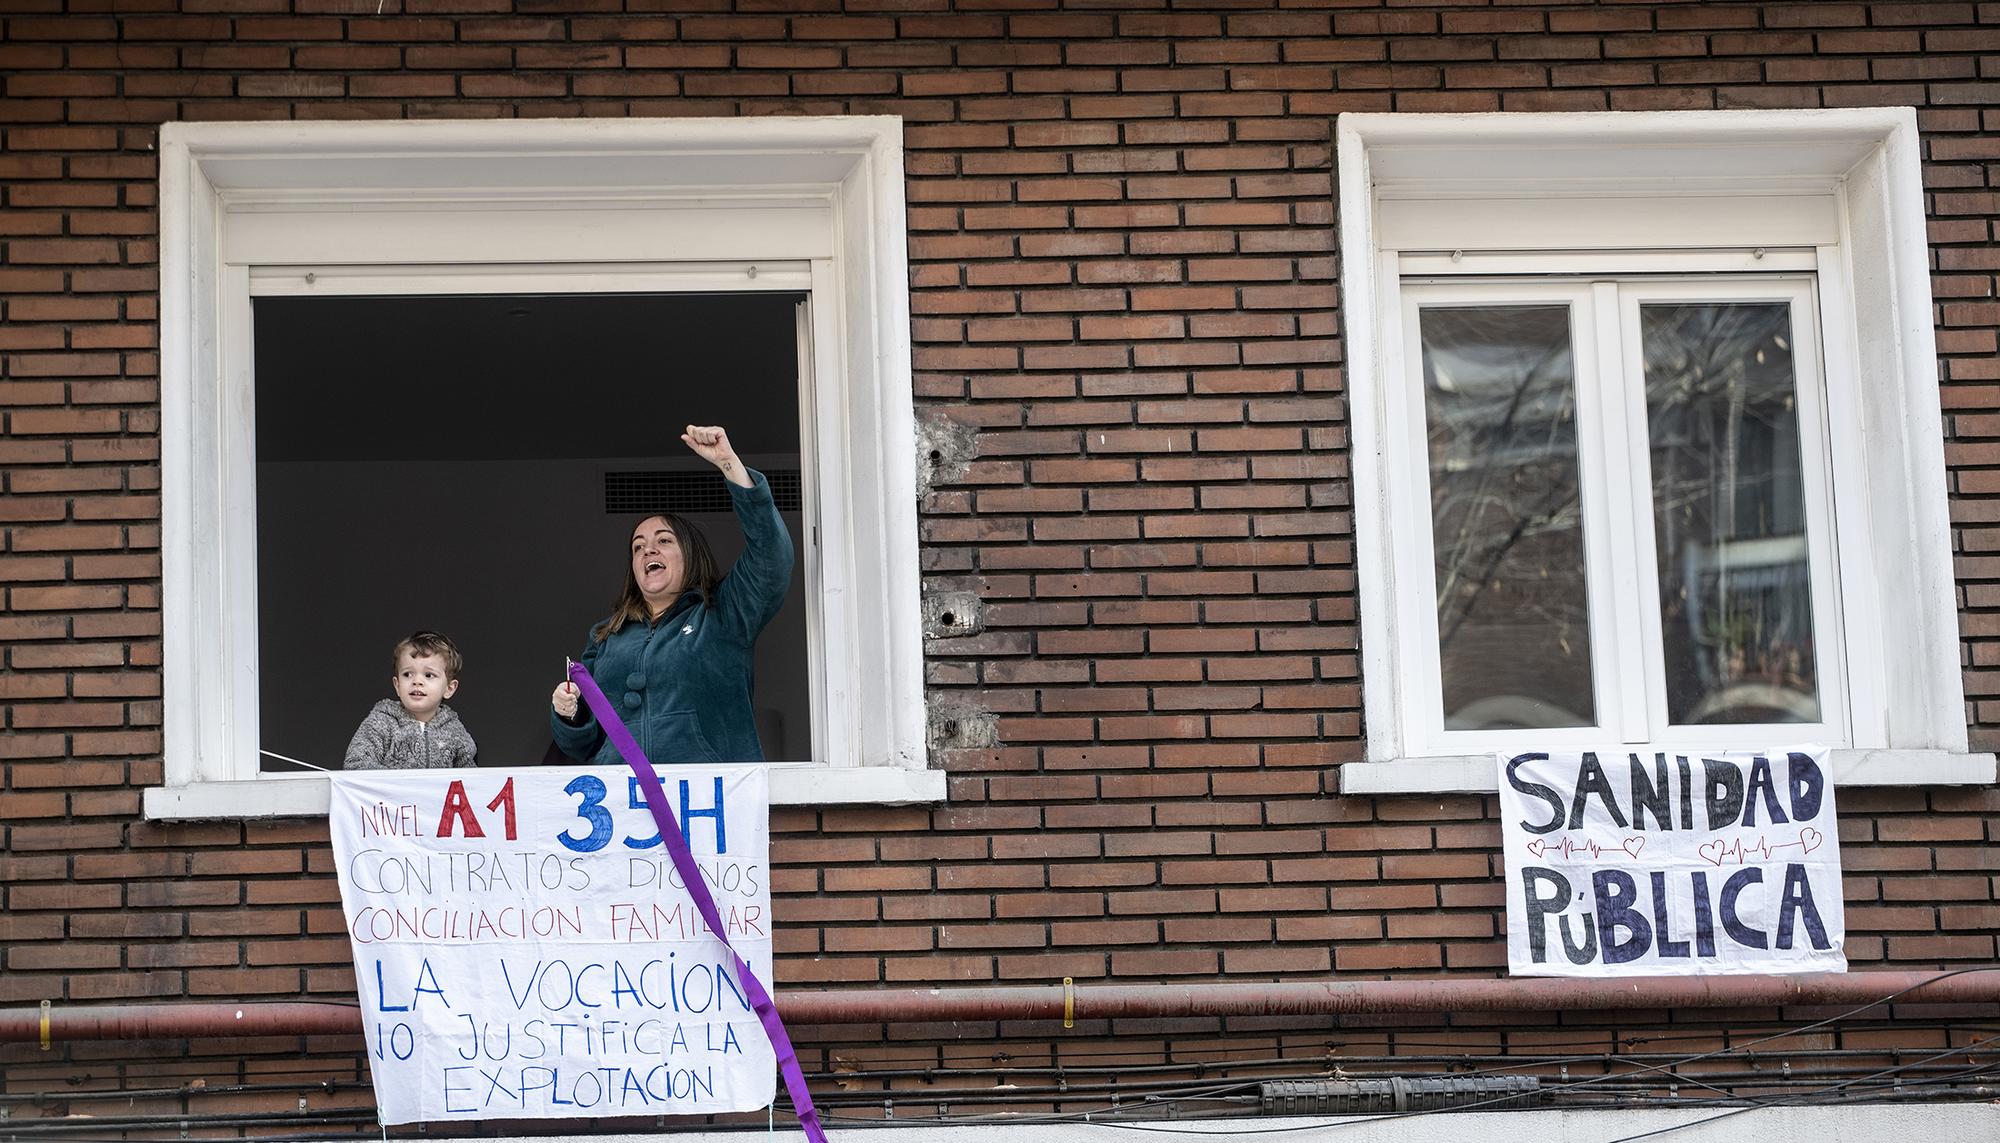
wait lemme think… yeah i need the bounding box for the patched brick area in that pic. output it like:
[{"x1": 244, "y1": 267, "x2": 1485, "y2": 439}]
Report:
[{"x1": 2, "y1": 0, "x2": 1997, "y2": 1132}]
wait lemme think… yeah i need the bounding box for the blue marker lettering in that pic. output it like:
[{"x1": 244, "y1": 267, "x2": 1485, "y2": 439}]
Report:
[
  {"x1": 374, "y1": 959, "x2": 408, "y2": 1012},
  {"x1": 411, "y1": 958, "x2": 450, "y2": 1009},
  {"x1": 679, "y1": 777, "x2": 727, "y2": 854},
  {"x1": 442, "y1": 1067, "x2": 475, "y2": 1114},
  {"x1": 575, "y1": 962, "x2": 605, "y2": 1008}
]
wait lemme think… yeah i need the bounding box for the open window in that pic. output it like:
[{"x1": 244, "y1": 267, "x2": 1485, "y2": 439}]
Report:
[
  {"x1": 149, "y1": 118, "x2": 936, "y2": 817},
  {"x1": 253, "y1": 286, "x2": 816, "y2": 774},
  {"x1": 1336, "y1": 109, "x2": 1997, "y2": 794}
]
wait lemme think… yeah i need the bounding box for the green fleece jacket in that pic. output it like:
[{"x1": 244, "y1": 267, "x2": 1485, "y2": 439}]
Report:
[{"x1": 552, "y1": 469, "x2": 794, "y2": 765}]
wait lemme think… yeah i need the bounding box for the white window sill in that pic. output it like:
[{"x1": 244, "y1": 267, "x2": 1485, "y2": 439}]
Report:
[
  {"x1": 142, "y1": 764, "x2": 946, "y2": 820},
  {"x1": 1340, "y1": 749, "x2": 1997, "y2": 795}
]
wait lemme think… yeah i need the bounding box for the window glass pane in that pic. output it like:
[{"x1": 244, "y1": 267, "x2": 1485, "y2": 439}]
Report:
[
  {"x1": 1642, "y1": 301, "x2": 1820, "y2": 726},
  {"x1": 1419, "y1": 305, "x2": 1595, "y2": 730}
]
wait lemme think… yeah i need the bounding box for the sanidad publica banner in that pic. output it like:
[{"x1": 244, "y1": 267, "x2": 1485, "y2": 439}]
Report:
[{"x1": 1497, "y1": 748, "x2": 1844, "y2": 978}]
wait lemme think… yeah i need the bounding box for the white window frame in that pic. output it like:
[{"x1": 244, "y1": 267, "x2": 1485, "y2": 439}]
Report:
[
  {"x1": 1395, "y1": 275, "x2": 1848, "y2": 756},
  {"x1": 147, "y1": 117, "x2": 940, "y2": 819},
  {"x1": 1336, "y1": 108, "x2": 1997, "y2": 795}
]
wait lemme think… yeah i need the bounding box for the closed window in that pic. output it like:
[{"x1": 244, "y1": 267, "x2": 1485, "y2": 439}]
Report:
[
  {"x1": 1396, "y1": 276, "x2": 1843, "y2": 756},
  {"x1": 1336, "y1": 110, "x2": 1994, "y2": 793}
]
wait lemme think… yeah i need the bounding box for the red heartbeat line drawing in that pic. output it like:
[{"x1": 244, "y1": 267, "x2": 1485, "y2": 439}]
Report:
[
  {"x1": 1697, "y1": 828, "x2": 1824, "y2": 867},
  {"x1": 1523, "y1": 836, "x2": 1647, "y2": 861}
]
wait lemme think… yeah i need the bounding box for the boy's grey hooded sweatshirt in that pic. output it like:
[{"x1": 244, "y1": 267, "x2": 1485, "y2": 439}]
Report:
[{"x1": 343, "y1": 699, "x2": 478, "y2": 770}]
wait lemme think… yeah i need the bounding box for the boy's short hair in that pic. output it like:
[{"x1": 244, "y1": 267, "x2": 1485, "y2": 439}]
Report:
[{"x1": 393, "y1": 631, "x2": 463, "y2": 682}]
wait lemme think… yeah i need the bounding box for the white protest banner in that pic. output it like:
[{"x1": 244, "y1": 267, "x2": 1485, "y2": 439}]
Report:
[
  {"x1": 328, "y1": 767, "x2": 775, "y2": 1124},
  {"x1": 1498, "y1": 748, "x2": 1844, "y2": 977}
]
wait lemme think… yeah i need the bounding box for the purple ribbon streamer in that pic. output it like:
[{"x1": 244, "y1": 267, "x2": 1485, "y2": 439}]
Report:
[{"x1": 567, "y1": 662, "x2": 828, "y2": 1143}]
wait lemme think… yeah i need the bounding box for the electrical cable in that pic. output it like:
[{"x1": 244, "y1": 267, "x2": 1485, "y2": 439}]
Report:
[
  {"x1": 13, "y1": 1037, "x2": 1992, "y2": 1106},
  {"x1": 1595, "y1": 1031, "x2": 2000, "y2": 1143},
  {"x1": 948, "y1": 969, "x2": 2000, "y2": 1137},
  {"x1": 19, "y1": 1013, "x2": 1986, "y2": 1078},
  {"x1": 8, "y1": 971, "x2": 1993, "y2": 1139}
]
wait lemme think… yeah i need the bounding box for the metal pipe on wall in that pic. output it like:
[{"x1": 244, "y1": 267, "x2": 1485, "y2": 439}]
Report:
[
  {"x1": 778, "y1": 970, "x2": 2000, "y2": 1024},
  {"x1": 2, "y1": 969, "x2": 1996, "y2": 1044}
]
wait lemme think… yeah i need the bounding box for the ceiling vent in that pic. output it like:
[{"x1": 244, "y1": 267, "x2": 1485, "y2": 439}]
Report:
[{"x1": 604, "y1": 469, "x2": 803, "y2": 515}]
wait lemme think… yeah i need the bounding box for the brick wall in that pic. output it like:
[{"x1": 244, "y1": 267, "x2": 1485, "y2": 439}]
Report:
[{"x1": 2, "y1": 0, "x2": 1997, "y2": 1127}]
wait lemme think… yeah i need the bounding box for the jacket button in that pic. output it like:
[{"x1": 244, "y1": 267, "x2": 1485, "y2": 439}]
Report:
[
  {"x1": 626, "y1": 672, "x2": 646, "y2": 691},
  {"x1": 623, "y1": 691, "x2": 642, "y2": 709}
]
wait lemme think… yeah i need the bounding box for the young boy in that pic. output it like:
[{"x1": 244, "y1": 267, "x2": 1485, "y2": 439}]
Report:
[{"x1": 342, "y1": 631, "x2": 478, "y2": 770}]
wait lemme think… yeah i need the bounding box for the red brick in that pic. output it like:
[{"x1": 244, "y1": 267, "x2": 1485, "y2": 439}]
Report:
[
  {"x1": 188, "y1": 968, "x2": 303, "y2": 996},
  {"x1": 0, "y1": 4, "x2": 1997, "y2": 1094},
  {"x1": 1110, "y1": 948, "x2": 1219, "y2": 976}
]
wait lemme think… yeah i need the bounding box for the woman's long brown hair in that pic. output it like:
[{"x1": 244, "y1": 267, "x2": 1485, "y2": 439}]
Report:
[{"x1": 591, "y1": 513, "x2": 723, "y2": 643}]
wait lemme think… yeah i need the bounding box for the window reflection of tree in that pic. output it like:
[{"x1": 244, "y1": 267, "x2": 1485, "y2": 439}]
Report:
[
  {"x1": 1643, "y1": 302, "x2": 1817, "y2": 725},
  {"x1": 1422, "y1": 306, "x2": 1592, "y2": 729},
  {"x1": 1421, "y1": 300, "x2": 1822, "y2": 732}
]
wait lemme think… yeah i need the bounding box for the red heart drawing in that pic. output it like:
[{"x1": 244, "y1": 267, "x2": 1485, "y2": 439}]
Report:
[
  {"x1": 1622, "y1": 837, "x2": 1646, "y2": 859},
  {"x1": 1798, "y1": 827, "x2": 1822, "y2": 855},
  {"x1": 1525, "y1": 839, "x2": 1547, "y2": 858},
  {"x1": 1696, "y1": 840, "x2": 1728, "y2": 867}
]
